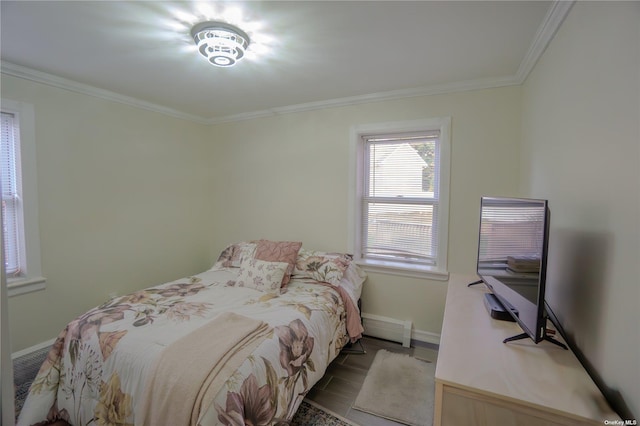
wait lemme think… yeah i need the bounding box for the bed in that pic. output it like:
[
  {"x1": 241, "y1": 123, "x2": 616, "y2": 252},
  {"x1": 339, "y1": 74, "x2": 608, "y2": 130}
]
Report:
[{"x1": 17, "y1": 240, "x2": 365, "y2": 426}]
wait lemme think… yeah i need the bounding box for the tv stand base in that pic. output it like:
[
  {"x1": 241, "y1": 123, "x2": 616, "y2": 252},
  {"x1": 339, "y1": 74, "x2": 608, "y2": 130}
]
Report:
[
  {"x1": 503, "y1": 332, "x2": 568, "y2": 350},
  {"x1": 467, "y1": 279, "x2": 483, "y2": 287}
]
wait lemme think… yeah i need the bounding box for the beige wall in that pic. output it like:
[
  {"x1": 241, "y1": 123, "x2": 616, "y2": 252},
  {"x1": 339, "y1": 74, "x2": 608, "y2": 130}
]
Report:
[
  {"x1": 521, "y1": 2, "x2": 639, "y2": 418},
  {"x1": 3, "y1": 75, "x2": 213, "y2": 351},
  {"x1": 208, "y1": 86, "x2": 523, "y2": 337},
  {"x1": 4, "y1": 75, "x2": 523, "y2": 351}
]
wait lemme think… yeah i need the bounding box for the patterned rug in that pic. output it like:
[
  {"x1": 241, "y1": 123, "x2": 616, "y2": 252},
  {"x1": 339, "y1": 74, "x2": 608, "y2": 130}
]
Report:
[
  {"x1": 292, "y1": 400, "x2": 358, "y2": 426},
  {"x1": 14, "y1": 346, "x2": 357, "y2": 425},
  {"x1": 13, "y1": 345, "x2": 51, "y2": 419}
]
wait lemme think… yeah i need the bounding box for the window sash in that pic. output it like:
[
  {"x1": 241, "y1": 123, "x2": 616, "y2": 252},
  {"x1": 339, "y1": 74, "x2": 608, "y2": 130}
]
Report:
[
  {"x1": 360, "y1": 132, "x2": 440, "y2": 266},
  {"x1": 1, "y1": 112, "x2": 24, "y2": 276}
]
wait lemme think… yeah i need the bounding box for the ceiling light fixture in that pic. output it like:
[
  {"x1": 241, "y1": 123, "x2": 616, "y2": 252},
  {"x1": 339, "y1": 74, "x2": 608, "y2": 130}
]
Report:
[{"x1": 190, "y1": 21, "x2": 250, "y2": 67}]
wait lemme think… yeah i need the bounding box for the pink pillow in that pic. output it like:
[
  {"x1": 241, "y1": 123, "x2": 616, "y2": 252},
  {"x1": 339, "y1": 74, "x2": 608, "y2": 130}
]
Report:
[{"x1": 253, "y1": 240, "x2": 302, "y2": 288}]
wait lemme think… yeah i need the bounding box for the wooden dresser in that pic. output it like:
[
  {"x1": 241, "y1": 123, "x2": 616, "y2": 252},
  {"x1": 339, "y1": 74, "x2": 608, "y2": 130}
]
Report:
[{"x1": 434, "y1": 274, "x2": 620, "y2": 426}]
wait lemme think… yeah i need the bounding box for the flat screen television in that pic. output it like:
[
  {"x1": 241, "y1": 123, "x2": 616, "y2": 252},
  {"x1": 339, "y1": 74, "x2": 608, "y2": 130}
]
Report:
[{"x1": 475, "y1": 196, "x2": 566, "y2": 349}]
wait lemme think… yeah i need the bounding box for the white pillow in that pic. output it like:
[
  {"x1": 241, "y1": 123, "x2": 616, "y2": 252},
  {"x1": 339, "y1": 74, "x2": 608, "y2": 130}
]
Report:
[
  {"x1": 236, "y1": 258, "x2": 288, "y2": 295},
  {"x1": 294, "y1": 248, "x2": 351, "y2": 285},
  {"x1": 337, "y1": 262, "x2": 367, "y2": 310},
  {"x1": 210, "y1": 242, "x2": 257, "y2": 270}
]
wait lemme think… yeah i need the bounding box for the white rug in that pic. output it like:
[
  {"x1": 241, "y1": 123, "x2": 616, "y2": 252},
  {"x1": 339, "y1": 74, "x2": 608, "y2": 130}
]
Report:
[{"x1": 352, "y1": 349, "x2": 435, "y2": 426}]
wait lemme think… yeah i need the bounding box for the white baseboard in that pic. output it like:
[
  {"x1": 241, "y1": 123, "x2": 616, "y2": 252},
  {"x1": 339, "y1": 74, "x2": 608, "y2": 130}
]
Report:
[
  {"x1": 411, "y1": 328, "x2": 441, "y2": 346},
  {"x1": 362, "y1": 313, "x2": 440, "y2": 347},
  {"x1": 12, "y1": 338, "x2": 56, "y2": 360},
  {"x1": 362, "y1": 313, "x2": 412, "y2": 347}
]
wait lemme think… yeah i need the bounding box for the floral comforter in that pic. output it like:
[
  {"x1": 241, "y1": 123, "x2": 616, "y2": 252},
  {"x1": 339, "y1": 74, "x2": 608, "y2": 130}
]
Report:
[{"x1": 17, "y1": 267, "x2": 353, "y2": 426}]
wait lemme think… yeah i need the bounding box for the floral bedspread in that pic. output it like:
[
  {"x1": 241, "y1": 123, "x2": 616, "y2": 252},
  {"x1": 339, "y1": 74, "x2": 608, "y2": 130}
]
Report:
[{"x1": 17, "y1": 267, "x2": 351, "y2": 426}]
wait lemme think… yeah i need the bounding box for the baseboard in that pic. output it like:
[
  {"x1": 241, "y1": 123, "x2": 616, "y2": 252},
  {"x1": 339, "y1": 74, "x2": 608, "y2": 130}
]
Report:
[
  {"x1": 362, "y1": 313, "x2": 440, "y2": 348},
  {"x1": 362, "y1": 313, "x2": 412, "y2": 347},
  {"x1": 411, "y1": 328, "x2": 441, "y2": 346},
  {"x1": 12, "y1": 338, "x2": 56, "y2": 360}
]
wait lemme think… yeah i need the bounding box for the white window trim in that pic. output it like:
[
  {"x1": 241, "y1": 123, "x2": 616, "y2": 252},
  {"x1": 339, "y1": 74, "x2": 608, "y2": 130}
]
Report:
[
  {"x1": 348, "y1": 117, "x2": 451, "y2": 280},
  {"x1": 1, "y1": 99, "x2": 46, "y2": 296}
]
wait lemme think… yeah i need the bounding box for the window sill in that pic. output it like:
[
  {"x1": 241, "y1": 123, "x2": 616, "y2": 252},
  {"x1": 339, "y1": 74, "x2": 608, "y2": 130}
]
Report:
[
  {"x1": 355, "y1": 259, "x2": 449, "y2": 281},
  {"x1": 8, "y1": 276, "x2": 47, "y2": 297}
]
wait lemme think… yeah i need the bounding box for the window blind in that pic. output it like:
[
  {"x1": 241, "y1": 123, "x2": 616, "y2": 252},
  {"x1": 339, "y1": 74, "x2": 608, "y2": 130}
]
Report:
[
  {"x1": 1, "y1": 112, "x2": 23, "y2": 276},
  {"x1": 361, "y1": 131, "x2": 440, "y2": 265}
]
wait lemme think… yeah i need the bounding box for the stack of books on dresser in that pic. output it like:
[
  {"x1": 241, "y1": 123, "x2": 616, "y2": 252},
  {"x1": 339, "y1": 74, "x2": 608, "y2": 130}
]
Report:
[{"x1": 506, "y1": 256, "x2": 540, "y2": 273}]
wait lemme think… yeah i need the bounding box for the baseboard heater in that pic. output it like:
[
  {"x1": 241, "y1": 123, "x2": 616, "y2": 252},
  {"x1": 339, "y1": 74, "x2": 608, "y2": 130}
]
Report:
[{"x1": 361, "y1": 313, "x2": 412, "y2": 348}]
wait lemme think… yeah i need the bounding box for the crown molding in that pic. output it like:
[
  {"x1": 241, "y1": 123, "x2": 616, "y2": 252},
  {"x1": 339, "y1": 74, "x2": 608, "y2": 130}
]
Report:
[
  {"x1": 208, "y1": 74, "x2": 521, "y2": 124},
  {"x1": 0, "y1": 62, "x2": 210, "y2": 125},
  {"x1": 2, "y1": 60, "x2": 518, "y2": 126},
  {"x1": 210, "y1": 1, "x2": 573, "y2": 125},
  {"x1": 515, "y1": 0, "x2": 575, "y2": 84},
  {"x1": 1, "y1": 1, "x2": 572, "y2": 126}
]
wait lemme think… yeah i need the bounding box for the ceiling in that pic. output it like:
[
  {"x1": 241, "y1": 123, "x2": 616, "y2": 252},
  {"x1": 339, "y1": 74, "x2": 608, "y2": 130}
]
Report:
[{"x1": 0, "y1": 1, "x2": 565, "y2": 123}]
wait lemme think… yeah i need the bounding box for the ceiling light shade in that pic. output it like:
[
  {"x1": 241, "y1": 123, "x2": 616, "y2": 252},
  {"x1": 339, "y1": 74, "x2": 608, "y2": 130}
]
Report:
[{"x1": 191, "y1": 21, "x2": 250, "y2": 67}]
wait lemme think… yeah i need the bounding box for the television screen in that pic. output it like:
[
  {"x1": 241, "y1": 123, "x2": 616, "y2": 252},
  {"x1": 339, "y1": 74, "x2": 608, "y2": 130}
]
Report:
[{"x1": 476, "y1": 197, "x2": 550, "y2": 343}]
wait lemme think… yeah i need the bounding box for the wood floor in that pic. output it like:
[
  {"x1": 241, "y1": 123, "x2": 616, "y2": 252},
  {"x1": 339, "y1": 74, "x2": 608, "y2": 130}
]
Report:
[{"x1": 306, "y1": 336, "x2": 439, "y2": 426}]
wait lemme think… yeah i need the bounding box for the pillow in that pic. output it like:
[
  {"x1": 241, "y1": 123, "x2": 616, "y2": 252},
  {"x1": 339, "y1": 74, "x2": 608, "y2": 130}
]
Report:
[
  {"x1": 253, "y1": 240, "x2": 302, "y2": 288},
  {"x1": 214, "y1": 242, "x2": 257, "y2": 268},
  {"x1": 337, "y1": 262, "x2": 367, "y2": 309},
  {"x1": 236, "y1": 258, "x2": 289, "y2": 295},
  {"x1": 294, "y1": 248, "x2": 352, "y2": 285}
]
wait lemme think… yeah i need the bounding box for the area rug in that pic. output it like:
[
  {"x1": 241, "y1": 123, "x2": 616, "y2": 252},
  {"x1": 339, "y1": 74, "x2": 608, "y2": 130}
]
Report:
[
  {"x1": 292, "y1": 399, "x2": 359, "y2": 426},
  {"x1": 13, "y1": 345, "x2": 51, "y2": 419},
  {"x1": 353, "y1": 349, "x2": 435, "y2": 426}
]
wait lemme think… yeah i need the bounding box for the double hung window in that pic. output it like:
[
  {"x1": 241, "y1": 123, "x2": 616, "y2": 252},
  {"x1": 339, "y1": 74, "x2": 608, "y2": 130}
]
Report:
[
  {"x1": 1, "y1": 99, "x2": 44, "y2": 296},
  {"x1": 1, "y1": 112, "x2": 24, "y2": 277},
  {"x1": 351, "y1": 118, "x2": 450, "y2": 279}
]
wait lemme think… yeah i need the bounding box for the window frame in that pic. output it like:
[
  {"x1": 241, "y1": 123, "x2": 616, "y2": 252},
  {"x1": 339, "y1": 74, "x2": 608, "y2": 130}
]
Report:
[
  {"x1": 1, "y1": 99, "x2": 45, "y2": 296},
  {"x1": 349, "y1": 117, "x2": 451, "y2": 280}
]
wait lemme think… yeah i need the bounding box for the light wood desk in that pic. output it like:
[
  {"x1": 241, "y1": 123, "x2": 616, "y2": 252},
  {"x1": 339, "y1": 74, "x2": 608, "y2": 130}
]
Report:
[{"x1": 434, "y1": 274, "x2": 620, "y2": 426}]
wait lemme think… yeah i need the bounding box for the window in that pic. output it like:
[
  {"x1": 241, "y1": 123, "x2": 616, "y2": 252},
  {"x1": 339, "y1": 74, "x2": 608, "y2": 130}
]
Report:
[
  {"x1": 1, "y1": 99, "x2": 45, "y2": 296},
  {"x1": 1, "y1": 112, "x2": 24, "y2": 276},
  {"x1": 350, "y1": 118, "x2": 450, "y2": 279}
]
